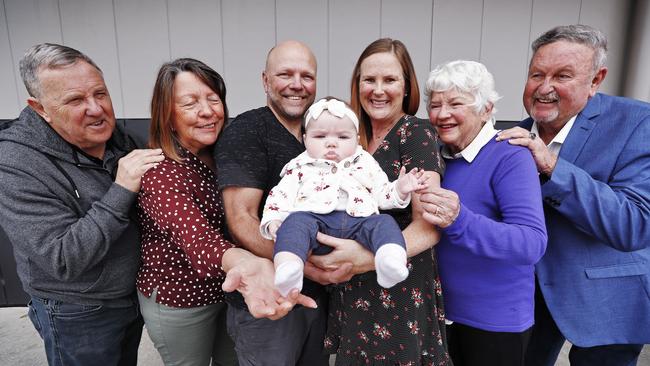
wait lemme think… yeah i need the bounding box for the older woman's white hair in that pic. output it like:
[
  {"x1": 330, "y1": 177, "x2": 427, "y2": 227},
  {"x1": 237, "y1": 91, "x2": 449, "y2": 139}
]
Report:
[{"x1": 425, "y1": 60, "x2": 501, "y2": 122}]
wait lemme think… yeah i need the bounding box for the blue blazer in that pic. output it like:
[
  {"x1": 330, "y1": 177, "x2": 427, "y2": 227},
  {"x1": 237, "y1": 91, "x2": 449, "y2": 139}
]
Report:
[{"x1": 520, "y1": 93, "x2": 650, "y2": 347}]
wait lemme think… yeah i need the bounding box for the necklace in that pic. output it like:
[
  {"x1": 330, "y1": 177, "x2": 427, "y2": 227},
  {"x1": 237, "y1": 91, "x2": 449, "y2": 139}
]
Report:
[{"x1": 372, "y1": 122, "x2": 397, "y2": 141}]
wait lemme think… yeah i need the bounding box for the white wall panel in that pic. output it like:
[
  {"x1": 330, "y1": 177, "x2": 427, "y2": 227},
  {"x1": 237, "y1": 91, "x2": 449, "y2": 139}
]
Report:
[
  {"x1": 59, "y1": 0, "x2": 124, "y2": 117},
  {"x1": 579, "y1": 0, "x2": 631, "y2": 96},
  {"x1": 168, "y1": 0, "x2": 223, "y2": 75},
  {"x1": 528, "y1": 0, "x2": 581, "y2": 55},
  {"x1": 276, "y1": 0, "x2": 328, "y2": 100},
  {"x1": 521, "y1": 0, "x2": 581, "y2": 119},
  {"x1": 329, "y1": 0, "x2": 380, "y2": 102},
  {"x1": 431, "y1": 0, "x2": 483, "y2": 69},
  {"x1": 381, "y1": 0, "x2": 433, "y2": 118},
  {"x1": 0, "y1": 0, "x2": 637, "y2": 119},
  {"x1": 0, "y1": 0, "x2": 21, "y2": 118},
  {"x1": 114, "y1": 0, "x2": 170, "y2": 118},
  {"x1": 5, "y1": 0, "x2": 62, "y2": 106},
  {"x1": 221, "y1": 0, "x2": 275, "y2": 116},
  {"x1": 480, "y1": 0, "x2": 533, "y2": 121}
]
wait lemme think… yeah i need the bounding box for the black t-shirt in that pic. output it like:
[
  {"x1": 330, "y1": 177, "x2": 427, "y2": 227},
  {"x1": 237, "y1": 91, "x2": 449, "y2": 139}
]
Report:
[
  {"x1": 217, "y1": 106, "x2": 304, "y2": 217},
  {"x1": 216, "y1": 106, "x2": 326, "y2": 303}
]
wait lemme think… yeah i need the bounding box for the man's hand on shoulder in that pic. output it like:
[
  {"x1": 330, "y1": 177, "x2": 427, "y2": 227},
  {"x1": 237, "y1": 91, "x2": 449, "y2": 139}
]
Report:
[
  {"x1": 496, "y1": 127, "x2": 558, "y2": 176},
  {"x1": 115, "y1": 148, "x2": 165, "y2": 192}
]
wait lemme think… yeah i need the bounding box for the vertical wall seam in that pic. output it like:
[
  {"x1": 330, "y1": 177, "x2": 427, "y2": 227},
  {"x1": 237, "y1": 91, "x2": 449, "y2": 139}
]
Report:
[
  {"x1": 523, "y1": 0, "x2": 535, "y2": 119},
  {"x1": 111, "y1": 0, "x2": 125, "y2": 117},
  {"x1": 3, "y1": 0, "x2": 21, "y2": 110},
  {"x1": 326, "y1": 0, "x2": 330, "y2": 96},
  {"x1": 219, "y1": 0, "x2": 225, "y2": 76},
  {"x1": 165, "y1": 0, "x2": 172, "y2": 59},
  {"x1": 56, "y1": 0, "x2": 64, "y2": 43},
  {"x1": 429, "y1": 0, "x2": 434, "y2": 72},
  {"x1": 379, "y1": 0, "x2": 382, "y2": 36},
  {"x1": 578, "y1": 0, "x2": 583, "y2": 23},
  {"x1": 478, "y1": 0, "x2": 485, "y2": 61},
  {"x1": 526, "y1": 0, "x2": 534, "y2": 62},
  {"x1": 620, "y1": 0, "x2": 637, "y2": 96}
]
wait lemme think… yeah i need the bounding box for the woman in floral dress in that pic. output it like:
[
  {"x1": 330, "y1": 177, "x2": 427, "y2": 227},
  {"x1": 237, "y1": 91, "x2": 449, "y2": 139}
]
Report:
[{"x1": 314, "y1": 38, "x2": 452, "y2": 365}]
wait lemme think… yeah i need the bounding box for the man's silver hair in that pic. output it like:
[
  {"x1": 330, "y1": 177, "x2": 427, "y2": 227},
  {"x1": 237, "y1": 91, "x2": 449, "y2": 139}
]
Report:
[
  {"x1": 425, "y1": 60, "x2": 501, "y2": 123},
  {"x1": 532, "y1": 24, "x2": 608, "y2": 72},
  {"x1": 19, "y1": 43, "x2": 102, "y2": 98}
]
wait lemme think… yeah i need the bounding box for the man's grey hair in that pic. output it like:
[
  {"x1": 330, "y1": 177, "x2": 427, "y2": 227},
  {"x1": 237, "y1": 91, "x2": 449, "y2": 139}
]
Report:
[
  {"x1": 19, "y1": 43, "x2": 102, "y2": 98},
  {"x1": 425, "y1": 60, "x2": 501, "y2": 124},
  {"x1": 532, "y1": 24, "x2": 608, "y2": 72}
]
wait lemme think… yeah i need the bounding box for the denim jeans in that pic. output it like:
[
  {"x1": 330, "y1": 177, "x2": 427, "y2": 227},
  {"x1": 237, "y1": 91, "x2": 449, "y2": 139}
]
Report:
[
  {"x1": 28, "y1": 296, "x2": 143, "y2": 366},
  {"x1": 226, "y1": 295, "x2": 329, "y2": 366},
  {"x1": 275, "y1": 211, "x2": 406, "y2": 261}
]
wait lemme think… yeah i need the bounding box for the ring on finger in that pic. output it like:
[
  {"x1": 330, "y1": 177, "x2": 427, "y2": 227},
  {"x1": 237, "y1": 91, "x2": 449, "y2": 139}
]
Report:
[{"x1": 529, "y1": 132, "x2": 537, "y2": 140}]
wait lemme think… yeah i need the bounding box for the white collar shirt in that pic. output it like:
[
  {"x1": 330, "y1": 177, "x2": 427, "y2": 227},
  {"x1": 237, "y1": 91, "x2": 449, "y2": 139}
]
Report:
[
  {"x1": 441, "y1": 121, "x2": 499, "y2": 163},
  {"x1": 531, "y1": 115, "x2": 577, "y2": 156}
]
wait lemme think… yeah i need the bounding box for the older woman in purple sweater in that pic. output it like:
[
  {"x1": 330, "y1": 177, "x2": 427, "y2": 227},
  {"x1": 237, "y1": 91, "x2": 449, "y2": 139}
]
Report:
[{"x1": 419, "y1": 60, "x2": 547, "y2": 366}]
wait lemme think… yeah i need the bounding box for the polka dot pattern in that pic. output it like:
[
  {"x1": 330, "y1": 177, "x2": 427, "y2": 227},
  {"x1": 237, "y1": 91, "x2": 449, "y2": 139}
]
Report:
[{"x1": 136, "y1": 151, "x2": 234, "y2": 308}]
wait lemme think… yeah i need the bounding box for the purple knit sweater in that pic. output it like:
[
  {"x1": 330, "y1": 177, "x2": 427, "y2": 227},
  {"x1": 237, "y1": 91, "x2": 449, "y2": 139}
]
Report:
[{"x1": 438, "y1": 138, "x2": 547, "y2": 332}]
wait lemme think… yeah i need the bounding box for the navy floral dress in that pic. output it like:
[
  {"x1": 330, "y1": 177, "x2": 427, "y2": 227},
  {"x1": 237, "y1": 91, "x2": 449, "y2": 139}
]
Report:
[{"x1": 324, "y1": 115, "x2": 452, "y2": 365}]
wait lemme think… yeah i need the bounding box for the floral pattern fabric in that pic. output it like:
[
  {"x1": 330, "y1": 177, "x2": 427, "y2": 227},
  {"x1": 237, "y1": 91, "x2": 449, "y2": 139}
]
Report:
[
  {"x1": 324, "y1": 115, "x2": 452, "y2": 365},
  {"x1": 260, "y1": 146, "x2": 409, "y2": 239}
]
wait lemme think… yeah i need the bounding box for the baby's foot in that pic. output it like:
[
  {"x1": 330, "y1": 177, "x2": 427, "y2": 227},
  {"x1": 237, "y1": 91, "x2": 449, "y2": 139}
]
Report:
[
  {"x1": 375, "y1": 243, "x2": 408, "y2": 288},
  {"x1": 274, "y1": 255, "x2": 304, "y2": 297}
]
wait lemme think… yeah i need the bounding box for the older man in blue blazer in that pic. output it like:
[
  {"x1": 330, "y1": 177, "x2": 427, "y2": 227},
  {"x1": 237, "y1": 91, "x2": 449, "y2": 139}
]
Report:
[{"x1": 497, "y1": 24, "x2": 650, "y2": 366}]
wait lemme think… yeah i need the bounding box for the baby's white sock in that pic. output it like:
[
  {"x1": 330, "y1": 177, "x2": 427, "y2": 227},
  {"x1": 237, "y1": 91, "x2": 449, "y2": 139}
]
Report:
[
  {"x1": 375, "y1": 243, "x2": 408, "y2": 288},
  {"x1": 274, "y1": 252, "x2": 305, "y2": 297}
]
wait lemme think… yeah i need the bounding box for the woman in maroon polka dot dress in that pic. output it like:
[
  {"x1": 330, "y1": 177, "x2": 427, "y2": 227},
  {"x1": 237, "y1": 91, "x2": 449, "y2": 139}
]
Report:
[{"x1": 135, "y1": 58, "x2": 313, "y2": 366}]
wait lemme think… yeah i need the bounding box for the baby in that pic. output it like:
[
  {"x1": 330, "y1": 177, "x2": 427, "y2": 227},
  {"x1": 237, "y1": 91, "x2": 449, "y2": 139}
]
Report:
[{"x1": 260, "y1": 97, "x2": 427, "y2": 296}]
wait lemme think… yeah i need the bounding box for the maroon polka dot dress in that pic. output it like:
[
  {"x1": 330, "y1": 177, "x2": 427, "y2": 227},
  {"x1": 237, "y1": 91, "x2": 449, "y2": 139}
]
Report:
[{"x1": 136, "y1": 150, "x2": 234, "y2": 308}]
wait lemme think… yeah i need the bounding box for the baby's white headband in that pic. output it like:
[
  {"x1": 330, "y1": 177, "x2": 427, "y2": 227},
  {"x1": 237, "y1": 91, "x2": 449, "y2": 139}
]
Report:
[{"x1": 304, "y1": 98, "x2": 359, "y2": 131}]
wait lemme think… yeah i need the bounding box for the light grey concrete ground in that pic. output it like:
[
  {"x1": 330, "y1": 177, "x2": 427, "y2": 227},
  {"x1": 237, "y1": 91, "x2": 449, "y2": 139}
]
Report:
[
  {"x1": 0, "y1": 306, "x2": 162, "y2": 366},
  {"x1": 1, "y1": 306, "x2": 648, "y2": 366}
]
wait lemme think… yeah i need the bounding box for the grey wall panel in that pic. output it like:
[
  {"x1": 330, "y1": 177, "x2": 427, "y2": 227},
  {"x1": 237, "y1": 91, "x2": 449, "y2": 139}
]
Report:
[
  {"x1": 523, "y1": 0, "x2": 581, "y2": 119},
  {"x1": 431, "y1": 0, "x2": 483, "y2": 69},
  {"x1": 0, "y1": 0, "x2": 637, "y2": 119},
  {"x1": 221, "y1": 0, "x2": 275, "y2": 116},
  {"x1": 168, "y1": 0, "x2": 224, "y2": 75},
  {"x1": 624, "y1": 0, "x2": 650, "y2": 102},
  {"x1": 381, "y1": 0, "x2": 433, "y2": 118},
  {"x1": 0, "y1": 0, "x2": 21, "y2": 118},
  {"x1": 114, "y1": 0, "x2": 170, "y2": 118},
  {"x1": 5, "y1": 0, "x2": 62, "y2": 107},
  {"x1": 276, "y1": 0, "x2": 329, "y2": 101},
  {"x1": 58, "y1": 0, "x2": 124, "y2": 117},
  {"x1": 579, "y1": 0, "x2": 631, "y2": 96},
  {"x1": 528, "y1": 0, "x2": 581, "y2": 55},
  {"x1": 480, "y1": 0, "x2": 533, "y2": 121},
  {"x1": 329, "y1": 0, "x2": 380, "y2": 102}
]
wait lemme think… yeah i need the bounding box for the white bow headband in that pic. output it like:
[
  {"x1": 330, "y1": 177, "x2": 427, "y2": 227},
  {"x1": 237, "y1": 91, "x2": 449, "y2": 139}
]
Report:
[{"x1": 304, "y1": 98, "x2": 359, "y2": 131}]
